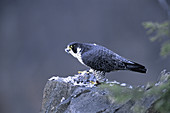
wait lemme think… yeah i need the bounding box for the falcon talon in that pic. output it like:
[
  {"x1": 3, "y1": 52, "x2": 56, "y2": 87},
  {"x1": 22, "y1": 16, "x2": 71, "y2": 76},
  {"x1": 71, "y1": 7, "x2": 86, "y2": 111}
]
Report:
[
  {"x1": 96, "y1": 81, "x2": 101, "y2": 85},
  {"x1": 65, "y1": 42, "x2": 147, "y2": 82}
]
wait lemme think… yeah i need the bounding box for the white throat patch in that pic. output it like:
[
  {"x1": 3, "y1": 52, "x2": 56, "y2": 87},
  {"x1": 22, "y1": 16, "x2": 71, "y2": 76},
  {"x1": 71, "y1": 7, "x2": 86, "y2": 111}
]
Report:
[{"x1": 69, "y1": 47, "x2": 85, "y2": 65}]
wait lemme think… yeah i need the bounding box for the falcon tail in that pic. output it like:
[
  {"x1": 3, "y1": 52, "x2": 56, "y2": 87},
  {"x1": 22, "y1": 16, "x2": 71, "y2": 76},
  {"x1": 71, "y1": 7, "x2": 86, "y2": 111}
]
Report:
[{"x1": 125, "y1": 62, "x2": 147, "y2": 73}]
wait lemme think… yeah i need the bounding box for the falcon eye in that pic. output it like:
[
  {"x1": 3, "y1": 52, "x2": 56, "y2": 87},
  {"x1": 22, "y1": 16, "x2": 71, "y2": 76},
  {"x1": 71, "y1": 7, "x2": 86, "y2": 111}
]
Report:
[
  {"x1": 70, "y1": 44, "x2": 76, "y2": 48},
  {"x1": 72, "y1": 45, "x2": 77, "y2": 53}
]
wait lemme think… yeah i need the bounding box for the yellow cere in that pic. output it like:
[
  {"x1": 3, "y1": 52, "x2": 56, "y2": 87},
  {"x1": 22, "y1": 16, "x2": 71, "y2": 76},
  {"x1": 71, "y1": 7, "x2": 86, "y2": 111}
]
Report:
[{"x1": 68, "y1": 46, "x2": 72, "y2": 50}]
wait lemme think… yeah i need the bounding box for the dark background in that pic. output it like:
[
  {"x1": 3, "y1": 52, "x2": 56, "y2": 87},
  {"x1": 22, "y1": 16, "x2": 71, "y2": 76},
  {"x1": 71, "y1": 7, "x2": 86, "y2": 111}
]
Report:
[{"x1": 0, "y1": 0, "x2": 169, "y2": 113}]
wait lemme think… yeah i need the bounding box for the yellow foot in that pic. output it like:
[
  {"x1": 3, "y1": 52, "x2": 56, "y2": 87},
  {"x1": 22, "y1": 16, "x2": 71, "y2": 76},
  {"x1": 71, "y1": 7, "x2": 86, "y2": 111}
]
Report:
[
  {"x1": 89, "y1": 81, "x2": 101, "y2": 85},
  {"x1": 78, "y1": 70, "x2": 90, "y2": 74},
  {"x1": 89, "y1": 81, "x2": 97, "y2": 84}
]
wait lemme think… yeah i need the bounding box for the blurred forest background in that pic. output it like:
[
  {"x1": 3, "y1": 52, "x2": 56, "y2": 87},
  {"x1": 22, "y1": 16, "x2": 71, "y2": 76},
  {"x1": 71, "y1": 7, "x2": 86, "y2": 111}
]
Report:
[{"x1": 0, "y1": 0, "x2": 170, "y2": 113}]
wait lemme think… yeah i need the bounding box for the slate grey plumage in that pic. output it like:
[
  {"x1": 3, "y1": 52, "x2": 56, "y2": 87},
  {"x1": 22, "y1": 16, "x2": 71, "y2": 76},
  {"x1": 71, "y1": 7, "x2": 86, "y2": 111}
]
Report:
[{"x1": 65, "y1": 42, "x2": 147, "y2": 76}]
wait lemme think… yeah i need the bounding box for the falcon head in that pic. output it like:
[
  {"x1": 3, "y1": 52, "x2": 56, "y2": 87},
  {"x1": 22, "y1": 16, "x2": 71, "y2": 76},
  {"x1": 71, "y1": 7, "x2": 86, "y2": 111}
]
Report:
[
  {"x1": 65, "y1": 42, "x2": 96, "y2": 63},
  {"x1": 65, "y1": 42, "x2": 83, "y2": 59}
]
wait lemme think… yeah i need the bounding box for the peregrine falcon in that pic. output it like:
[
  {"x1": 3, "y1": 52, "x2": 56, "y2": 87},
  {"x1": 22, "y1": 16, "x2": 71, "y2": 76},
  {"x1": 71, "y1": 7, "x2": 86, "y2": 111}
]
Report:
[{"x1": 65, "y1": 42, "x2": 147, "y2": 81}]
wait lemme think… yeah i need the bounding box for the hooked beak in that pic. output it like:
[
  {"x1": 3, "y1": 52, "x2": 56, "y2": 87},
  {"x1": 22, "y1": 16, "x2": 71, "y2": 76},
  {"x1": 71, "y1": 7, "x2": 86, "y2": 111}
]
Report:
[{"x1": 65, "y1": 46, "x2": 71, "y2": 53}]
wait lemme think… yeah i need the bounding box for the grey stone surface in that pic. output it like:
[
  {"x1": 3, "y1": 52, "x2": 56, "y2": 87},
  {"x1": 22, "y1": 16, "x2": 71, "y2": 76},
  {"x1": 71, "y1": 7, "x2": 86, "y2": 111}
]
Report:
[{"x1": 40, "y1": 71, "x2": 170, "y2": 113}]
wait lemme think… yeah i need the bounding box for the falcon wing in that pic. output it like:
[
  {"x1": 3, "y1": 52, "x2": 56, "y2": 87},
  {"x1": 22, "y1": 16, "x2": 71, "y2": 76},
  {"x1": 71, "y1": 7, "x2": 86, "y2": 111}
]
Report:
[{"x1": 81, "y1": 46, "x2": 126, "y2": 72}]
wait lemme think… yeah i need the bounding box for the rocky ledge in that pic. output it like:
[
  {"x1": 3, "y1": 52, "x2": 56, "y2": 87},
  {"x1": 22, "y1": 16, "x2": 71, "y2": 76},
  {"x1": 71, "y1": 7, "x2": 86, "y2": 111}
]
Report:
[{"x1": 40, "y1": 70, "x2": 170, "y2": 113}]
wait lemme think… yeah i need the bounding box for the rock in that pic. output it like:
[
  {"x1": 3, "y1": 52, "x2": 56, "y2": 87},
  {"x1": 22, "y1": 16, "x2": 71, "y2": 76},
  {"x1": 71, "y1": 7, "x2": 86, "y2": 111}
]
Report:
[{"x1": 40, "y1": 70, "x2": 170, "y2": 113}]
